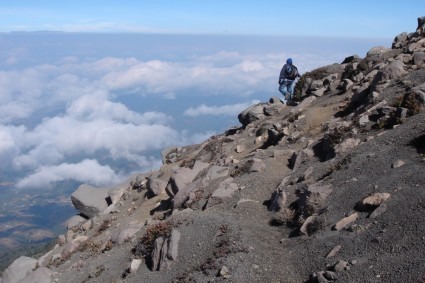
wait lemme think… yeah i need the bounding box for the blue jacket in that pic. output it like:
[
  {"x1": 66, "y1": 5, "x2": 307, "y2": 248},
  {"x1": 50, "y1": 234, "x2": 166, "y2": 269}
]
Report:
[{"x1": 279, "y1": 64, "x2": 299, "y2": 84}]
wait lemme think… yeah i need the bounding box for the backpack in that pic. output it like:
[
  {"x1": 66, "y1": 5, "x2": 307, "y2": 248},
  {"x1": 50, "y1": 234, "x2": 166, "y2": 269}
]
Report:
[{"x1": 285, "y1": 65, "x2": 299, "y2": 80}]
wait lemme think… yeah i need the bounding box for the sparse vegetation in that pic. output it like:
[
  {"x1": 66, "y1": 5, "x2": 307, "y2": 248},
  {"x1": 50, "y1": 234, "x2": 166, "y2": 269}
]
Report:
[
  {"x1": 293, "y1": 189, "x2": 326, "y2": 226},
  {"x1": 269, "y1": 208, "x2": 296, "y2": 227},
  {"x1": 323, "y1": 124, "x2": 354, "y2": 146},
  {"x1": 180, "y1": 157, "x2": 196, "y2": 169},
  {"x1": 305, "y1": 217, "x2": 325, "y2": 236},
  {"x1": 392, "y1": 93, "x2": 422, "y2": 116},
  {"x1": 230, "y1": 159, "x2": 255, "y2": 177},
  {"x1": 133, "y1": 221, "x2": 173, "y2": 258},
  {"x1": 404, "y1": 94, "x2": 422, "y2": 115},
  {"x1": 408, "y1": 133, "x2": 425, "y2": 154},
  {"x1": 294, "y1": 67, "x2": 329, "y2": 101},
  {"x1": 94, "y1": 219, "x2": 112, "y2": 237}
]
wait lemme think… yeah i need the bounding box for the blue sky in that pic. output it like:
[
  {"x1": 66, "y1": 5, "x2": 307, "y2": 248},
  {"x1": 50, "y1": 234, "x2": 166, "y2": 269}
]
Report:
[{"x1": 1, "y1": 1, "x2": 424, "y2": 37}]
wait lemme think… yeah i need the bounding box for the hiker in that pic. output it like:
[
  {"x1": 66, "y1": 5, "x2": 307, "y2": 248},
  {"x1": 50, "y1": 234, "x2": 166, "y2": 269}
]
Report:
[{"x1": 278, "y1": 58, "x2": 301, "y2": 105}]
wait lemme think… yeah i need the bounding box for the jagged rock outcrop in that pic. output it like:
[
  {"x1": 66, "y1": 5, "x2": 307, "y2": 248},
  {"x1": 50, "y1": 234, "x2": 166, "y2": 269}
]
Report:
[{"x1": 3, "y1": 16, "x2": 424, "y2": 283}]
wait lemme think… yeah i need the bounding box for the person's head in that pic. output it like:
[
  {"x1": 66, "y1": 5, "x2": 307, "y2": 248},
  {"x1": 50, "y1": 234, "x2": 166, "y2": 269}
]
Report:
[{"x1": 286, "y1": 58, "x2": 293, "y2": 65}]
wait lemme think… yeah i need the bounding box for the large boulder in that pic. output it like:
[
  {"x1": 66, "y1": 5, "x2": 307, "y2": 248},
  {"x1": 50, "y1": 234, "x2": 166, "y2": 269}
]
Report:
[
  {"x1": 238, "y1": 103, "x2": 267, "y2": 126},
  {"x1": 413, "y1": 51, "x2": 425, "y2": 67},
  {"x1": 374, "y1": 60, "x2": 407, "y2": 84},
  {"x1": 71, "y1": 184, "x2": 110, "y2": 218},
  {"x1": 392, "y1": 32, "x2": 408, "y2": 49},
  {"x1": 147, "y1": 175, "x2": 168, "y2": 197},
  {"x1": 166, "y1": 161, "x2": 209, "y2": 197},
  {"x1": 2, "y1": 256, "x2": 37, "y2": 283},
  {"x1": 367, "y1": 46, "x2": 391, "y2": 57},
  {"x1": 172, "y1": 179, "x2": 201, "y2": 209}
]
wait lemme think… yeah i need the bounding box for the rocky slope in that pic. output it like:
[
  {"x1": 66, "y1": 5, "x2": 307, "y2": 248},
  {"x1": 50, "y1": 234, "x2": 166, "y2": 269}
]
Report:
[{"x1": 2, "y1": 17, "x2": 425, "y2": 283}]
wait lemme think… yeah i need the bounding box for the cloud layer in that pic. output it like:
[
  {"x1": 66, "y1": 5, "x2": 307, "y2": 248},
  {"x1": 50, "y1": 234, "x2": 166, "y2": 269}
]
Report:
[
  {"x1": 0, "y1": 45, "x2": 335, "y2": 189},
  {"x1": 184, "y1": 100, "x2": 261, "y2": 117}
]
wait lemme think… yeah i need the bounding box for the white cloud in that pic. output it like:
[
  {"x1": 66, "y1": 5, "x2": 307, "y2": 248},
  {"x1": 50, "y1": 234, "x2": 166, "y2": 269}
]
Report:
[
  {"x1": 0, "y1": 125, "x2": 26, "y2": 160},
  {"x1": 66, "y1": 93, "x2": 171, "y2": 124},
  {"x1": 16, "y1": 159, "x2": 122, "y2": 189},
  {"x1": 12, "y1": 115, "x2": 179, "y2": 170},
  {"x1": 184, "y1": 100, "x2": 261, "y2": 117}
]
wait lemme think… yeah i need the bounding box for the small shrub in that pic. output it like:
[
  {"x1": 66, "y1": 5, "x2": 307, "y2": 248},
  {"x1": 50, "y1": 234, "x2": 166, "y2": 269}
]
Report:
[
  {"x1": 308, "y1": 67, "x2": 329, "y2": 80},
  {"x1": 392, "y1": 93, "x2": 422, "y2": 116},
  {"x1": 404, "y1": 94, "x2": 422, "y2": 115},
  {"x1": 287, "y1": 112, "x2": 300, "y2": 123},
  {"x1": 269, "y1": 208, "x2": 296, "y2": 227},
  {"x1": 180, "y1": 157, "x2": 196, "y2": 169},
  {"x1": 324, "y1": 125, "x2": 353, "y2": 146},
  {"x1": 303, "y1": 194, "x2": 323, "y2": 218},
  {"x1": 391, "y1": 94, "x2": 404, "y2": 107},
  {"x1": 230, "y1": 159, "x2": 254, "y2": 177},
  {"x1": 199, "y1": 257, "x2": 218, "y2": 275},
  {"x1": 305, "y1": 217, "x2": 325, "y2": 236},
  {"x1": 94, "y1": 219, "x2": 112, "y2": 236},
  {"x1": 133, "y1": 221, "x2": 173, "y2": 258}
]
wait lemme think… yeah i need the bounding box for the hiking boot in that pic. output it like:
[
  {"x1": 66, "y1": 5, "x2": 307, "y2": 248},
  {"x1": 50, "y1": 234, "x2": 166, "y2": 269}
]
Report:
[{"x1": 287, "y1": 100, "x2": 299, "y2": 106}]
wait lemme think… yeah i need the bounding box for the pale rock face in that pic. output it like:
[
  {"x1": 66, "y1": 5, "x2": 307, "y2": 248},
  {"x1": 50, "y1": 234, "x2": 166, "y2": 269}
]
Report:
[
  {"x1": 111, "y1": 222, "x2": 144, "y2": 244},
  {"x1": 166, "y1": 161, "x2": 209, "y2": 197},
  {"x1": 378, "y1": 60, "x2": 407, "y2": 82},
  {"x1": 150, "y1": 229, "x2": 181, "y2": 271},
  {"x1": 62, "y1": 236, "x2": 89, "y2": 258},
  {"x1": 413, "y1": 52, "x2": 425, "y2": 67},
  {"x1": 201, "y1": 166, "x2": 229, "y2": 187},
  {"x1": 367, "y1": 46, "x2": 391, "y2": 56},
  {"x1": 238, "y1": 103, "x2": 267, "y2": 126},
  {"x1": 334, "y1": 138, "x2": 361, "y2": 154},
  {"x1": 1, "y1": 256, "x2": 38, "y2": 283},
  {"x1": 210, "y1": 178, "x2": 239, "y2": 201},
  {"x1": 147, "y1": 176, "x2": 168, "y2": 197},
  {"x1": 66, "y1": 215, "x2": 86, "y2": 229},
  {"x1": 18, "y1": 267, "x2": 53, "y2": 283},
  {"x1": 392, "y1": 160, "x2": 406, "y2": 168},
  {"x1": 130, "y1": 259, "x2": 142, "y2": 273},
  {"x1": 333, "y1": 213, "x2": 359, "y2": 230},
  {"x1": 71, "y1": 184, "x2": 110, "y2": 218},
  {"x1": 362, "y1": 193, "x2": 391, "y2": 207}
]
